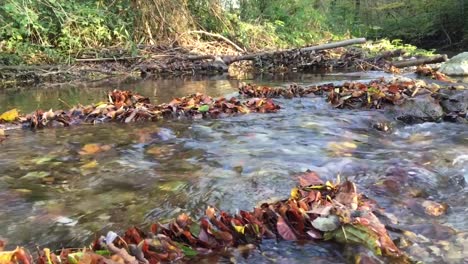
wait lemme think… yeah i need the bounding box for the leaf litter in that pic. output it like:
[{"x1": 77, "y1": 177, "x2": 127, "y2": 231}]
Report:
[
  {"x1": 0, "y1": 90, "x2": 280, "y2": 132},
  {"x1": 1, "y1": 171, "x2": 417, "y2": 264}
]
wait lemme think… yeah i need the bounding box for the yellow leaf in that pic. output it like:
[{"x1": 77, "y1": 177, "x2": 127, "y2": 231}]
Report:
[
  {"x1": 0, "y1": 129, "x2": 4, "y2": 136},
  {"x1": 0, "y1": 250, "x2": 15, "y2": 263},
  {"x1": 44, "y1": 248, "x2": 53, "y2": 264},
  {"x1": 0, "y1": 109, "x2": 19, "y2": 122},
  {"x1": 81, "y1": 160, "x2": 98, "y2": 169},
  {"x1": 290, "y1": 187, "x2": 301, "y2": 200},
  {"x1": 233, "y1": 225, "x2": 245, "y2": 234}
]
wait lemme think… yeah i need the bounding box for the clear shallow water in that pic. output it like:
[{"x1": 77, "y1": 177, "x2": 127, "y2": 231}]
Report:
[{"x1": 0, "y1": 72, "x2": 467, "y2": 263}]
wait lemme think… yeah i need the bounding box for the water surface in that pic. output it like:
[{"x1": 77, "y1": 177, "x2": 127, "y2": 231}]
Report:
[{"x1": 0, "y1": 72, "x2": 467, "y2": 263}]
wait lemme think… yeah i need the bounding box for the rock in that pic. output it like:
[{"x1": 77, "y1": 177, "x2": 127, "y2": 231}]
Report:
[
  {"x1": 438, "y1": 89, "x2": 468, "y2": 113},
  {"x1": 388, "y1": 94, "x2": 444, "y2": 123},
  {"x1": 439, "y1": 52, "x2": 468, "y2": 76}
]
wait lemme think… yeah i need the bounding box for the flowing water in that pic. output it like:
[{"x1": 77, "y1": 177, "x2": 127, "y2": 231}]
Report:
[{"x1": 0, "y1": 73, "x2": 467, "y2": 263}]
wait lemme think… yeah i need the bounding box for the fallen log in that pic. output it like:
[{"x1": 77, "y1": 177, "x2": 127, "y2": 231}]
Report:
[
  {"x1": 367, "y1": 49, "x2": 406, "y2": 63},
  {"x1": 222, "y1": 38, "x2": 367, "y2": 64},
  {"x1": 392, "y1": 54, "x2": 448, "y2": 68}
]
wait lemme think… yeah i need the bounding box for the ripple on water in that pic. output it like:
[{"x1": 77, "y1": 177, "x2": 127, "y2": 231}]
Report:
[{"x1": 0, "y1": 75, "x2": 466, "y2": 262}]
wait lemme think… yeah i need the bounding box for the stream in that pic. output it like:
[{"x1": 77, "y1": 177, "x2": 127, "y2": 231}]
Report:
[{"x1": 0, "y1": 72, "x2": 467, "y2": 263}]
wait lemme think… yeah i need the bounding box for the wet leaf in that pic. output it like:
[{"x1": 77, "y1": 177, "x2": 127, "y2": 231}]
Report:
[
  {"x1": 298, "y1": 170, "x2": 323, "y2": 187},
  {"x1": 0, "y1": 247, "x2": 31, "y2": 264},
  {"x1": 81, "y1": 160, "x2": 98, "y2": 169},
  {"x1": 79, "y1": 143, "x2": 112, "y2": 155},
  {"x1": 158, "y1": 181, "x2": 187, "y2": 192},
  {"x1": 327, "y1": 141, "x2": 357, "y2": 156},
  {"x1": 311, "y1": 215, "x2": 340, "y2": 231},
  {"x1": 173, "y1": 242, "x2": 198, "y2": 257},
  {"x1": 290, "y1": 187, "x2": 301, "y2": 200},
  {"x1": 326, "y1": 224, "x2": 382, "y2": 256},
  {"x1": 0, "y1": 109, "x2": 19, "y2": 122},
  {"x1": 421, "y1": 200, "x2": 447, "y2": 217},
  {"x1": 198, "y1": 105, "x2": 210, "y2": 112},
  {"x1": 277, "y1": 216, "x2": 297, "y2": 241},
  {"x1": 21, "y1": 171, "x2": 51, "y2": 179}
]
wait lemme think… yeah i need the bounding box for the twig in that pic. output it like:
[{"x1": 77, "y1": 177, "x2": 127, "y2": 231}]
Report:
[
  {"x1": 75, "y1": 56, "x2": 142, "y2": 62},
  {"x1": 188, "y1": 30, "x2": 245, "y2": 53},
  {"x1": 58, "y1": 98, "x2": 72, "y2": 109}
]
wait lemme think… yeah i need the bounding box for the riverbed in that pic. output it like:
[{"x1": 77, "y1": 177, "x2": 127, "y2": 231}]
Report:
[{"x1": 0, "y1": 72, "x2": 467, "y2": 263}]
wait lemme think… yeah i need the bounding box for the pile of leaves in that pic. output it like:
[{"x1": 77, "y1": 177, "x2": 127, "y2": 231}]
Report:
[
  {"x1": 0, "y1": 171, "x2": 409, "y2": 264},
  {"x1": 0, "y1": 90, "x2": 279, "y2": 130},
  {"x1": 415, "y1": 65, "x2": 453, "y2": 82},
  {"x1": 239, "y1": 78, "x2": 441, "y2": 109},
  {"x1": 251, "y1": 48, "x2": 363, "y2": 73}
]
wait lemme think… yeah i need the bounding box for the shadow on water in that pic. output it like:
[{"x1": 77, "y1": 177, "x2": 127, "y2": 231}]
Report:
[{"x1": 0, "y1": 71, "x2": 466, "y2": 263}]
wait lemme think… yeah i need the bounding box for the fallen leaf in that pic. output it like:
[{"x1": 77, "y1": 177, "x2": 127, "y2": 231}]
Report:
[
  {"x1": 0, "y1": 109, "x2": 19, "y2": 122},
  {"x1": 311, "y1": 215, "x2": 340, "y2": 231},
  {"x1": 198, "y1": 105, "x2": 210, "y2": 112},
  {"x1": 277, "y1": 216, "x2": 297, "y2": 241},
  {"x1": 81, "y1": 160, "x2": 98, "y2": 169},
  {"x1": 325, "y1": 224, "x2": 382, "y2": 256},
  {"x1": 421, "y1": 200, "x2": 447, "y2": 217},
  {"x1": 79, "y1": 144, "x2": 112, "y2": 155}
]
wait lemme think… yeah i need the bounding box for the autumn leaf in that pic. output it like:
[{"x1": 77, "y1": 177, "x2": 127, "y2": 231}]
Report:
[
  {"x1": 0, "y1": 109, "x2": 19, "y2": 122},
  {"x1": 277, "y1": 216, "x2": 297, "y2": 241},
  {"x1": 79, "y1": 144, "x2": 112, "y2": 155},
  {"x1": 81, "y1": 160, "x2": 98, "y2": 169}
]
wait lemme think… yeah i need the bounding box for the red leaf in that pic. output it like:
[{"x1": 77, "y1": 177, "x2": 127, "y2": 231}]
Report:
[
  {"x1": 298, "y1": 171, "x2": 323, "y2": 187},
  {"x1": 388, "y1": 84, "x2": 400, "y2": 94},
  {"x1": 277, "y1": 216, "x2": 297, "y2": 241}
]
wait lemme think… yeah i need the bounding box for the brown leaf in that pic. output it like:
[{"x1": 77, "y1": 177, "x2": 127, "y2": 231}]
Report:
[
  {"x1": 335, "y1": 181, "x2": 358, "y2": 210},
  {"x1": 79, "y1": 143, "x2": 112, "y2": 155},
  {"x1": 298, "y1": 171, "x2": 323, "y2": 187},
  {"x1": 277, "y1": 216, "x2": 297, "y2": 241}
]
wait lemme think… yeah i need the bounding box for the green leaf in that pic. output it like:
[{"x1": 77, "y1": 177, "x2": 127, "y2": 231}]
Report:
[
  {"x1": 324, "y1": 224, "x2": 382, "y2": 256},
  {"x1": 67, "y1": 252, "x2": 83, "y2": 264},
  {"x1": 174, "y1": 242, "x2": 198, "y2": 257},
  {"x1": 198, "y1": 105, "x2": 210, "y2": 112}
]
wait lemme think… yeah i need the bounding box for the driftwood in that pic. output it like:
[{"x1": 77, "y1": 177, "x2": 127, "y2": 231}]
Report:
[
  {"x1": 188, "y1": 30, "x2": 245, "y2": 53},
  {"x1": 392, "y1": 54, "x2": 448, "y2": 68},
  {"x1": 222, "y1": 38, "x2": 367, "y2": 64},
  {"x1": 367, "y1": 49, "x2": 406, "y2": 63}
]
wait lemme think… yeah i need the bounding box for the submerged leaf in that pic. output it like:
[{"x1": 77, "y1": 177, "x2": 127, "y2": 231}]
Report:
[
  {"x1": 325, "y1": 224, "x2": 382, "y2": 256},
  {"x1": 79, "y1": 144, "x2": 111, "y2": 155}
]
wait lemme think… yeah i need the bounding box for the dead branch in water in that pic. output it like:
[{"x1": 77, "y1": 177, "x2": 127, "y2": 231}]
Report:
[
  {"x1": 222, "y1": 38, "x2": 367, "y2": 64},
  {"x1": 392, "y1": 54, "x2": 448, "y2": 68}
]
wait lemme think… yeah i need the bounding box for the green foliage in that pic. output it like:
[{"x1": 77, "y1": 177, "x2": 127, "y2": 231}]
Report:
[
  {"x1": 362, "y1": 39, "x2": 435, "y2": 57},
  {"x1": 0, "y1": 0, "x2": 465, "y2": 65},
  {"x1": 236, "y1": 0, "x2": 333, "y2": 47},
  {"x1": 0, "y1": 0, "x2": 133, "y2": 64}
]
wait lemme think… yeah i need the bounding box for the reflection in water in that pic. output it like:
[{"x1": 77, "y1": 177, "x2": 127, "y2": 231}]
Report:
[
  {"x1": 0, "y1": 73, "x2": 467, "y2": 263},
  {"x1": 0, "y1": 76, "x2": 239, "y2": 113}
]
